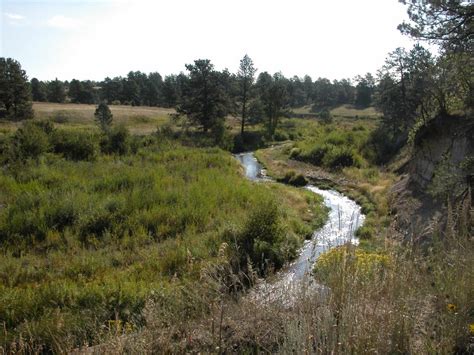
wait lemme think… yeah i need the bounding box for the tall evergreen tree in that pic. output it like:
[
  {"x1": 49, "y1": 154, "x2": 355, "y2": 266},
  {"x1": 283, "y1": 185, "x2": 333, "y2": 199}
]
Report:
[
  {"x1": 398, "y1": 0, "x2": 473, "y2": 54},
  {"x1": 177, "y1": 59, "x2": 230, "y2": 139},
  {"x1": 101, "y1": 77, "x2": 123, "y2": 104},
  {"x1": 258, "y1": 72, "x2": 288, "y2": 136},
  {"x1": 354, "y1": 73, "x2": 375, "y2": 108},
  {"x1": 237, "y1": 54, "x2": 257, "y2": 136},
  {"x1": 162, "y1": 75, "x2": 179, "y2": 108},
  {"x1": 47, "y1": 78, "x2": 66, "y2": 103},
  {"x1": 0, "y1": 58, "x2": 33, "y2": 121},
  {"x1": 30, "y1": 78, "x2": 47, "y2": 102}
]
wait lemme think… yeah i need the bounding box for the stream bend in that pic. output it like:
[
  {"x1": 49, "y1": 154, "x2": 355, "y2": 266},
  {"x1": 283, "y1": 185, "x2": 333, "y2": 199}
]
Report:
[{"x1": 235, "y1": 152, "x2": 365, "y2": 300}]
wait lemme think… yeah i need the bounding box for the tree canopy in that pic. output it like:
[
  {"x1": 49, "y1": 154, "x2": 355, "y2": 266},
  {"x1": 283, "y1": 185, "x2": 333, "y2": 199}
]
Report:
[
  {"x1": 0, "y1": 58, "x2": 33, "y2": 121},
  {"x1": 177, "y1": 59, "x2": 231, "y2": 141}
]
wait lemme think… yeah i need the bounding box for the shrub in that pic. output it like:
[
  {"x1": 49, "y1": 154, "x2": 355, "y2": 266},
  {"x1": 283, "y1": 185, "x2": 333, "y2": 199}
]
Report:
[
  {"x1": 12, "y1": 122, "x2": 50, "y2": 160},
  {"x1": 319, "y1": 108, "x2": 333, "y2": 124},
  {"x1": 355, "y1": 225, "x2": 374, "y2": 239},
  {"x1": 32, "y1": 120, "x2": 55, "y2": 135},
  {"x1": 366, "y1": 124, "x2": 406, "y2": 164},
  {"x1": 323, "y1": 146, "x2": 360, "y2": 170},
  {"x1": 289, "y1": 147, "x2": 301, "y2": 159},
  {"x1": 52, "y1": 130, "x2": 97, "y2": 161},
  {"x1": 273, "y1": 131, "x2": 289, "y2": 142},
  {"x1": 156, "y1": 123, "x2": 174, "y2": 139},
  {"x1": 100, "y1": 125, "x2": 130, "y2": 155},
  {"x1": 49, "y1": 111, "x2": 76, "y2": 124},
  {"x1": 279, "y1": 171, "x2": 308, "y2": 187},
  {"x1": 306, "y1": 144, "x2": 329, "y2": 165},
  {"x1": 314, "y1": 246, "x2": 391, "y2": 285},
  {"x1": 231, "y1": 199, "x2": 285, "y2": 273}
]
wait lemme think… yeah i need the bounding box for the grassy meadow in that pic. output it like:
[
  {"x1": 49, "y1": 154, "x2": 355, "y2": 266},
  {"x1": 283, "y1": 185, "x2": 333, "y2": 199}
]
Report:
[
  {"x1": 0, "y1": 102, "x2": 174, "y2": 136},
  {"x1": 0, "y1": 102, "x2": 472, "y2": 353},
  {"x1": 0, "y1": 105, "x2": 328, "y2": 352}
]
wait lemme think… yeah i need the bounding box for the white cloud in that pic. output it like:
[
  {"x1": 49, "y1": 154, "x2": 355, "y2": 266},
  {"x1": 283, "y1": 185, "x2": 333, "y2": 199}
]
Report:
[
  {"x1": 47, "y1": 15, "x2": 82, "y2": 29},
  {"x1": 4, "y1": 12, "x2": 26, "y2": 26},
  {"x1": 5, "y1": 12, "x2": 25, "y2": 20}
]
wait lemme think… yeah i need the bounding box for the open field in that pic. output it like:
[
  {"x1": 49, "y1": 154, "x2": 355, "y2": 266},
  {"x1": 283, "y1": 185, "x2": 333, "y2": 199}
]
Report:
[
  {"x1": 290, "y1": 104, "x2": 381, "y2": 120},
  {"x1": 0, "y1": 103, "x2": 175, "y2": 136},
  {"x1": 330, "y1": 104, "x2": 381, "y2": 119}
]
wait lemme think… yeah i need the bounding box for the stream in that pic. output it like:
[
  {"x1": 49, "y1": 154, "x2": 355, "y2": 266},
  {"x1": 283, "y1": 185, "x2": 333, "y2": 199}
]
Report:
[{"x1": 235, "y1": 152, "x2": 365, "y2": 302}]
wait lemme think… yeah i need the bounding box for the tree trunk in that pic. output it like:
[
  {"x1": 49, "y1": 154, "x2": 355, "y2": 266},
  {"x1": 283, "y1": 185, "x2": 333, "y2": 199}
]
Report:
[{"x1": 241, "y1": 101, "x2": 246, "y2": 136}]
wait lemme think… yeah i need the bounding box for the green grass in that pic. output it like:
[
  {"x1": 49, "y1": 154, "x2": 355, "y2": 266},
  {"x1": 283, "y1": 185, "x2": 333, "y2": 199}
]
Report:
[
  {"x1": 254, "y1": 115, "x2": 394, "y2": 246},
  {"x1": 0, "y1": 131, "x2": 327, "y2": 351}
]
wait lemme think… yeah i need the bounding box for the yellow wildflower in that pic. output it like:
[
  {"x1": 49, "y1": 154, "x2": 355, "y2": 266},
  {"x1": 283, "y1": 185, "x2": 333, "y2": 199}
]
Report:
[
  {"x1": 447, "y1": 303, "x2": 457, "y2": 313},
  {"x1": 469, "y1": 323, "x2": 474, "y2": 335}
]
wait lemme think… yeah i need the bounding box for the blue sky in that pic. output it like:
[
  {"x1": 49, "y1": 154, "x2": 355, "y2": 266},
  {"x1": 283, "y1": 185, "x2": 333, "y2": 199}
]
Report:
[{"x1": 1, "y1": 0, "x2": 420, "y2": 81}]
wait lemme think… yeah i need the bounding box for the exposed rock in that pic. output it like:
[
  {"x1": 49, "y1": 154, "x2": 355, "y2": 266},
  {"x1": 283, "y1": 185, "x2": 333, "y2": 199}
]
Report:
[{"x1": 390, "y1": 114, "x2": 474, "y2": 243}]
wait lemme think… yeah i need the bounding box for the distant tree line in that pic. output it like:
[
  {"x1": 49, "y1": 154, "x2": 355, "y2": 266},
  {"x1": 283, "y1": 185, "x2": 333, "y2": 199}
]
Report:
[
  {"x1": 1, "y1": 54, "x2": 380, "y2": 142},
  {"x1": 2, "y1": 0, "x2": 470, "y2": 150},
  {"x1": 3, "y1": 60, "x2": 377, "y2": 112},
  {"x1": 25, "y1": 69, "x2": 375, "y2": 111}
]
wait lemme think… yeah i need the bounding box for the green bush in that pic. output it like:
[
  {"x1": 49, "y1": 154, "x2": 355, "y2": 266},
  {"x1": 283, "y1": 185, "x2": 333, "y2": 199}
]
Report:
[
  {"x1": 323, "y1": 146, "x2": 361, "y2": 170},
  {"x1": 52, "y1": 130, "x2": 97, "y2": 161},
  {"x1": 231, "y1": 199, "x2": 286, "y2": 273},
  {"x1": 355, "y1": 225, "x2": 374, "y2": 239},
  {"x1": 306, "y1": 144, "x2": 329, "y2": 165},
  {"x1": 289, "y1": 147, "x2": 301, "y2": 159},
  {"x1": 319, "y1": 108, "x2": 333, "y2": 124},
  {"x1": 12, "y1": 122, "x2": 50, "y2": 160},
  {"x1": 273, "y1": 131, "x2": 289, "y2": 142},
  {"x1": 100, "y1": 125, "x2": 130, "y2": 155},
  {"x1": 49, "y1": 111, "x2": 78, "y2": 124},
  {"x1": 279, "y1": 170, "x2": 308, "y2": 187}
]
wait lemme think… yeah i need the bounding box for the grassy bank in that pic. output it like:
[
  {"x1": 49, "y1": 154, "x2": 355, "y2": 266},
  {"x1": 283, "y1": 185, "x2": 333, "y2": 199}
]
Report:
[
  {"x1": 0, "y1": 124, "x2": 327, "y2": 351},
  {"x1": 255, "y1": 116, "x2": 393, "y2": 251}
]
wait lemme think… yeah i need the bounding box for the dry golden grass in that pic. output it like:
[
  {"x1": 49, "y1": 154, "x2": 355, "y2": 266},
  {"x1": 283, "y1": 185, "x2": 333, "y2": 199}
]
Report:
[
  {"x1": 0, "y1": 102, "x2": 176, "y2": 135},
  {"x1": 99, "y1": 216, "x2": 473, "y2": 354},
  {"x1": 290, "y1": 105, "x2": 380, "y2": 120},
  {"x1": 330, "y1": 104, "x2": 381, "y2": 119}
]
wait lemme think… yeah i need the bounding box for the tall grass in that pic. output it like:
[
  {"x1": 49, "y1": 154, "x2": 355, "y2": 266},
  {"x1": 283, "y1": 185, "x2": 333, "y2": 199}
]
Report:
[
  {"x1": 0, "y1": 136, "x2": 326, "y2": 352},
  {"x1": 118, "y1": 204, "x2": 472, "y2": 354}
]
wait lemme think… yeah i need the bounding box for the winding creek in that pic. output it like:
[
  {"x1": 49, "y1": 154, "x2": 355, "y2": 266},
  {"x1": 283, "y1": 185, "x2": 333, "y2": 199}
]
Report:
[{"x1": 235, "y1": 152, "x2": 365, "y2": 302}]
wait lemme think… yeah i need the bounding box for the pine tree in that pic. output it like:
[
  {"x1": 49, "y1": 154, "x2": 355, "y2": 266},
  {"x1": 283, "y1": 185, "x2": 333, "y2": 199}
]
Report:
[
  {"x1": 0, "y1": 58, "x2": 34, "y2": 121},
  {"x1": 47, "y1": 79, "x2": 66, "y2": 103},
  {"x1": 177, "y1": 59, "x2": 230, "y2": 138},
  {"x1": 237, "y1": 54, "x2": 257, "y2": 136},
  {"x1": 94, "y1": 102, "x2": 113, "y2": 132}
]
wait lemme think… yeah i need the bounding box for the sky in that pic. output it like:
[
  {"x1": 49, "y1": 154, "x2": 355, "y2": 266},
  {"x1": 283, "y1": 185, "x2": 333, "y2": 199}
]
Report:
[{"x1": 1, "y1": 0, "x2": 420, "y2": 81}]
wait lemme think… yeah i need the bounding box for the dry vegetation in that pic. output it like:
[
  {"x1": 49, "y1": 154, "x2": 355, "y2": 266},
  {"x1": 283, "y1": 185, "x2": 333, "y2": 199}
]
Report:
[
  {"x1": 0, "y1": 102, "x2": 175, "y2": 135},
  {"x1": 290, "y1": 105, "x2": 381, "y2": 120},
  {"x1": 1, "y1": 104, "x2": 472, "y2": 353}
]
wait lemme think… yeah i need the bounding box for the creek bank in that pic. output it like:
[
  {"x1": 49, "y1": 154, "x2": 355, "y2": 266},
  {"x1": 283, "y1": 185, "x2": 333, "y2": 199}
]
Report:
[{"x1": 235, "y1": 152, "x2": 365, "y2": 302}]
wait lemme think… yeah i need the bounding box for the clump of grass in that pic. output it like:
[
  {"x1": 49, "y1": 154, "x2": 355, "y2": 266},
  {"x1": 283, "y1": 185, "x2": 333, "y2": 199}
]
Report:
[{"x1": 278, "y1": 170, "x2": 308, "y2": 187}]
